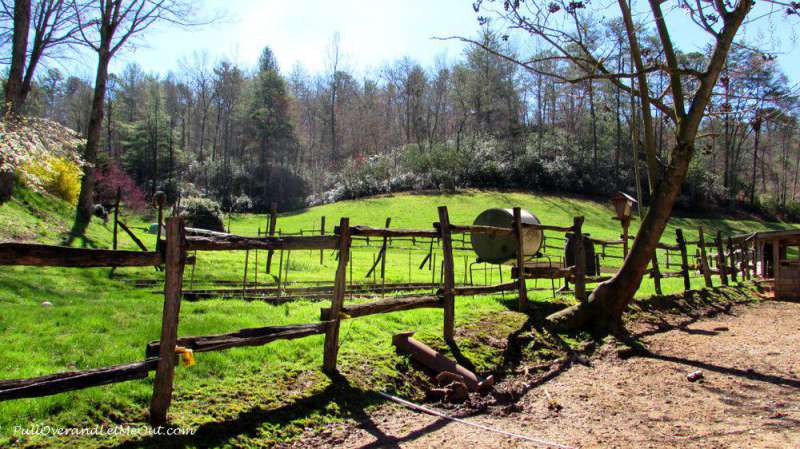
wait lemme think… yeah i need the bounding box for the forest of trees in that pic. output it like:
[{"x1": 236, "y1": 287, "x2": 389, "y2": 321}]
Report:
[{"x1": 3, "y1": 2, "x2": 799, "y2": 218}]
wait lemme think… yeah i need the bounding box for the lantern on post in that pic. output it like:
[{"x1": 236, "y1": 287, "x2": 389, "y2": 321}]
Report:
[{"x1": 611, "y1": 191, "x2": 637, "y2": 257}]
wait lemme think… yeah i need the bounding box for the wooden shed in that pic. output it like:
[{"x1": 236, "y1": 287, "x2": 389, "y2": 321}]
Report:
[{"x1": 733, "y1": 229, "x2": 800, "y2": 299}]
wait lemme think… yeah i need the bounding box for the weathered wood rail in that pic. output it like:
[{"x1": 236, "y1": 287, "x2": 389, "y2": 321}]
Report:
[
  {"x1": 0, "y1": 359, "x2": 160, "y2": 401},
  {"x1": 0, "y1": 203, "x2": 753, "y2": 428},
  {"x1": 0, "y1": 243, "x2": 162, "y2": 267}
]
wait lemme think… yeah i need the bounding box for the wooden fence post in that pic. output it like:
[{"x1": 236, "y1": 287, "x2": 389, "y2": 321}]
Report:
[
  {"x1": 323, "y1": 218, "x2": 351, "y2": 373},
  {"x1": 650, "y1": 253, "x2": 663, "y2": 295},
  {"x1": 676, "y1": 228, "x2": 691, "y2": 291},
  {"x1": 512, "y1": 207, "x2": 528, "y2": 311},
  {"x1": 715, "y1": 230, "x2": 728, "y2": 285},
  {"x1": 573, "y1": 216, "x2": 586, "y2": 303},
  {"x1": 319, "y1": 216, "x2": 326, "y2": 265},
  {"x1": 739, "y1": 241, "x2": 750, "y2": 280},
  {"x1": 154, "y1": 192, "x2": 165, "y2": 246},
  {"x1": 112, "y1": 187, "x2": 121, "y2": 250},
  {"x1": 265, "y1": 202, "x2": 278, "y2": 273},
  {"x1": 380, "y1": 217, "x2": 391, "y2": 281},
  {"x1": 438, "y1": 206, "x2": 456, "y2": 342},
  {"x1": 698, "y1": 227, "x2": 713, "y2": 287},
  {"x1": 149, "y1": 217, "x2": 186, "y2": 426},
  {"x1": 727, "y1": 236, "x2": 738, "y2": 283}
]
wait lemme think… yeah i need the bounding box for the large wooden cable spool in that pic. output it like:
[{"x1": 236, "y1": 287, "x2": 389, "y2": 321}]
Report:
[{"x1": 470, "y1": 208, "x2": 543, "y2": 264}]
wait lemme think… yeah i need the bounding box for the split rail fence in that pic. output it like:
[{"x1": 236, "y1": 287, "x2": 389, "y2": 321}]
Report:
[{"x1": 0, "y1": 205, "x2": 755, "y2": 426}]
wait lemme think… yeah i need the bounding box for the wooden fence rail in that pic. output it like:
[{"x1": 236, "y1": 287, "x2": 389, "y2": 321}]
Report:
[
  {"x1": 0, "y1": 359, "x2": 159, "y2": 401},
  {"x1": 0, "y1": 243, "x2": 161, "y2": 267},
  {"x1": 185, "y1": 234, "x2": 339, "y2": 252},
  {"x1": 147, "y1": 323, "x2": 328, "y2": 356},
  {"x1": 1, "y1": 204, "x2": 757, "y2": 429}
]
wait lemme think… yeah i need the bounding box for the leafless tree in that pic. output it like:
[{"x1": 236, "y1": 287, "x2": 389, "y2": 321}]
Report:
[
  {"x1": 1, "y1": 0, "x2": 85, "y2": 114},
  {"x1": 68, "y1": 0, "x2": 212, "y2": 239},
  {"x1": 465, "y1": 0, "x2": 797, "y2": 332}
]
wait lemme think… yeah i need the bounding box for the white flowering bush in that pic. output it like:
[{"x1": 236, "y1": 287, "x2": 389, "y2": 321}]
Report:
[{"x1": 1, "y1": 116, "x2": 84, "y2": 193}]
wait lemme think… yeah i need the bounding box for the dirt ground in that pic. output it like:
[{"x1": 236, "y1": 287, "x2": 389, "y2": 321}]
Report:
[{"x1": 297, "y1": 299, "x2": 800, "y2": 448}]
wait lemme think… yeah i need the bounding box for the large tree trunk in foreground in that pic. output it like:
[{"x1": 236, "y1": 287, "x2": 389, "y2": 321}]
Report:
[
  {"x1": 547, "y1": 141, "x2": 693, "y2": 331},
  {"x1": 4, "y1": 0, "x2": 31, "y2": 115},
  {"x1": 71, "y1": 50, "x2": 111, "y2": 239},
  {"x1": 0, "y1": 0, "x2": 31, "y2": 203},
  {"x1": 547, "y1": 0, "x2": 751, "y2": 332}
]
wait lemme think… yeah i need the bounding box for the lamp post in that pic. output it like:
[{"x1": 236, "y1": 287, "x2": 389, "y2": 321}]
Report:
[{"x1": 611, "y1": 191, "x2": 637, "y2": 257}]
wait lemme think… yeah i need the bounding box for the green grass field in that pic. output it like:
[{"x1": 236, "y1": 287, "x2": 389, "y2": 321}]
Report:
[{"x1": 0, "y1": 188, "x2": 791, "y2": 448}]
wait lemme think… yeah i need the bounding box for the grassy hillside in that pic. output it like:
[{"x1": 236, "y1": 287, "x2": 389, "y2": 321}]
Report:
[{"x1": 0, "y1": 188, "x2": 791, "y2": 448}]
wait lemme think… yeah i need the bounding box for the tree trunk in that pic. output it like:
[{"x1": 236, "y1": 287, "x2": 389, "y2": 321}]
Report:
[
  {"x1": 71, "y1": 50, "x2": 111, "y2": 239},
  {"x1": 548, "y1": 140, "x2": 695, "y2": 331},
  {"x1": 548, "y1": 0, "x2": 751, "y2": 332},
  {"x1": 4, "y1": 0, "x2": 31, "y2": 115}
]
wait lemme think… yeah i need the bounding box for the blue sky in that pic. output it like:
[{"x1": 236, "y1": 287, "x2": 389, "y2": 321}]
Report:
[{"x1": 102, "y1": 0, "x2": 798, "y2": 83}]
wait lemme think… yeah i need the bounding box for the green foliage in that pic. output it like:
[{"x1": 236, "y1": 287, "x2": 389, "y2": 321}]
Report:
[
  {"x1": 0, "y1": 187, "x2": 790, "y2": 447},
  {"x1": 180, "y1": 196, "x2": 225, "y2": 231}
]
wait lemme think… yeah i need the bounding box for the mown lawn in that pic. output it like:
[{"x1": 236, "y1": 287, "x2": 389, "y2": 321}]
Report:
[{"x1": 0, "y1": 188, "x2": 792, "y2": 448}]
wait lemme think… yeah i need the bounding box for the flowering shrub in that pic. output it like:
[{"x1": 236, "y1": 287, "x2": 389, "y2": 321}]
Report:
[
  {"x1": 1, "y1": 116, "x2": 84, "y2": 190},
  {"x1": 21, "y1": 156, "x2": 82, "y2": 204},
  {"x1": 94, "y1": 163, "x2": 148, "y2": 212}
]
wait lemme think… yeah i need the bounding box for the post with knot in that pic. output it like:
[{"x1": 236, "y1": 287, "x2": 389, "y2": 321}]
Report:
[
  {"x1": 437, "y1": 206, "x2": 456, "y2": 342},
  {"x1": 323, "y1": 217, "x2": 351, "y2": 373},
  {"x1": 149, "y1": 216, "x2": 186, "y2": 426}
]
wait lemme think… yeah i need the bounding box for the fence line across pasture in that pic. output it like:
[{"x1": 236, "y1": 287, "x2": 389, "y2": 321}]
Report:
[{"x1": 0, "y1": 205, "x2": 757, "y2": 427}]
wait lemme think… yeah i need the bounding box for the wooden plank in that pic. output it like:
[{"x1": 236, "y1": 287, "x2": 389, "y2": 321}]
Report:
[
  {"x1": 320, "y1": 296, "x2": 441, "y2": 320},
  {"x1": 147, "y1": 323, "x2": 327, "y2": 356},
  {"x1": 698, "y1": 227, "x2": 713, "y2": 287},
  {"x1": 0, "y1": 359, "x2": 159, "y2": 401},
  {"x1": 338, "y1": 225, "x2": 439, "y2": 239},
  {"x1": 439, "y1": 223, "x2": 513, "y2": 237},
  {"x1": 181, "y1": 282, "x2": 445, "y2": 298},
  {"x1": 513, "y1": 207, "x2": 528, "y2": 311},
  {"x1": 448, "y1": 282, "x2": 518, "y2": 296},
  {"x1": 0, "y1": 243, "x2": 161, "y2": 267},
  {"x1": 438, "y1": 206, "x2": 456, "y2": 342},
  {"x1": 149, "y1": 217, "x2": 186, "y2": 426},
  {"x1": 185, "y1": 234, "x2": 339, "y2": 252},
  {"x1": 675, "y1": 228, "x2": 691, "y2": 291},
  {"x1": 521, "y1": 222, "x2": 575, "y2": 233},
  {"x1": 184, "y1": 227, "x2": 233, "y2": 238},
  {"x1": 323, "y1": 218, "x2": 351, "y2": 373},
  {"x1": 512, "y1": 265, "x2": 574, "y2": 279},
  {"x1": 118, "y1": 220, "x2": 150, "y2": 252}
]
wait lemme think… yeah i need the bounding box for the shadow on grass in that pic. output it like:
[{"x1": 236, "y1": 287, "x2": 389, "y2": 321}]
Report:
[
  {"x1": 628, "y1": 286, "x2": 753, "y2": 339},
  {"x1": 104, "y1": 373, "x2": 402, "y2": 449}
]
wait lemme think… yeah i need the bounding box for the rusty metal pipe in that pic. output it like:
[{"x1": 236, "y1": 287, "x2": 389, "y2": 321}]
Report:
[{"x1": 392, "y1": 331, "x2": 493, "y2": 392}]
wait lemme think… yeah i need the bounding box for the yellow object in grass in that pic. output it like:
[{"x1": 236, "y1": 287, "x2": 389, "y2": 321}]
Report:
[{"x1": 175, "y1": 346, "x2": 196, "y2": 367}]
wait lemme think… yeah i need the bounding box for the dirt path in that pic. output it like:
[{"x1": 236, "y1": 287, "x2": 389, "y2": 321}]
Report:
[{"x1": 300, "y1": 300, "x2": 800, "y2": 448}]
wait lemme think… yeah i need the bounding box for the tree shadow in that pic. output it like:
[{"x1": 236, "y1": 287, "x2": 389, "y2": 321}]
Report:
[
  {"x1": 638, "y1": 352, "x2": 800, "y2": 389},
  {"x1": 629, "y1": 287, "x2": 744, "y2": 339},
  {"x1": 103, "y1": 373, "x2": 404, "y2": 449}
]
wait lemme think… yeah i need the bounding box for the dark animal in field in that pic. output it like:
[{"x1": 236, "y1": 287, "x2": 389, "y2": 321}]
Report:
[{"x1": 93, "y1": 204, "x2": 108, "y2": 223}]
